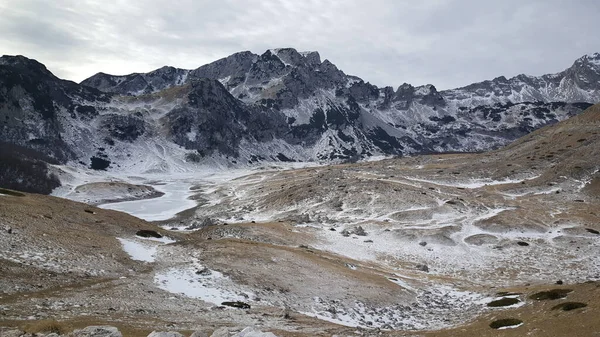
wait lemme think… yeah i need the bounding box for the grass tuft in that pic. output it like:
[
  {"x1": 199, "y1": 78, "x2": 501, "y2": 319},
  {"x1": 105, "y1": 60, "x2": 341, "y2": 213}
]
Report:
[
  {"x1": 551, "y1": 302, "x2": 588, "y2": 311},
  {"x1": 0, "y1": 187, "x2": 26, "y2": 197},
  {"x1": 489, "y1": 318, "x2": 523, "y2": 329},
  {"x1": 529, "y1": 289, "x2": 573, "y2": 300},
  {"x1": 487, "y1": 298, "x2": 520, "y2": 307},
  {"x1": 25, "y1": 320, "x2": 69, "y2": 335}
]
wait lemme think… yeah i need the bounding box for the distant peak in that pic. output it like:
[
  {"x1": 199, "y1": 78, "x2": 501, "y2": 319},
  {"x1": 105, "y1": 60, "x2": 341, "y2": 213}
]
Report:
[
  {"x1": 575, "y1": 52, "x2": 600, "y2": 66},
  {"x1": 0, "y1": 54, "x2": 55, "y2": 78}
]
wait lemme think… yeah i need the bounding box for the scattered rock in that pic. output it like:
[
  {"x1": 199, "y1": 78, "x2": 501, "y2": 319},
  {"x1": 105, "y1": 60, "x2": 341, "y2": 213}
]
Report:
[
  {"x1": 186, "y1": 218, "x2": 217, "y2": 230},
  {"x1": 221, "y1": 301, "x2": 251, "y2": 309},
  {"x1": 147, "y1": 332, "x2": 185, "y2": 337},
  {"x1": 136, "y1": 230, "x2": 163, "y2": 238},
  {"x1": 556, "y1": 280, "x2": 564, "y2": 285},
  {"x1": 516, "y1": 241, "x2": 530, "y2": 246},
  {"x1": 69, "y1": 326, "x2": 122, "y2": 337},
  {"x1": 419, "y1": 241, "x2": 427, "y2": 247},
  {"x1": 84, "y1": 209, "x2": 95, "y2": 214},
  {"x1": 489, "y1": 318, "x2": 523, "y2": 329},
  {"x1": 586, "y1": 228, "x2": 600, "y2": 235},
  {"x1": 0, "y1": 330, "x2": 24, "y2": 337}
]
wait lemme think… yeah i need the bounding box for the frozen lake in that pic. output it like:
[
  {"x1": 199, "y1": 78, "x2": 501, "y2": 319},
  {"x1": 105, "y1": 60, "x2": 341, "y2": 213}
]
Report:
[{"x1": 99, "y1": 181, "x2": 196, "y2": 221}]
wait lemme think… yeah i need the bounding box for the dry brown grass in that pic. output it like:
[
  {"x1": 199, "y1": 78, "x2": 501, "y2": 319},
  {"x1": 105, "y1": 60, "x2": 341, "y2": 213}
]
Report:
[{"x1": 24, "y1": 319, "x2": 70, "y2": 335}]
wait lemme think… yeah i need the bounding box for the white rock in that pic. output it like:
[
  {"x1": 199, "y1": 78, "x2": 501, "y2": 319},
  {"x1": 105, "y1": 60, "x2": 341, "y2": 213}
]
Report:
[
  {"x1": 233, "y1": 327, "x2": 278, "y2": 337},
  {"x1": 69, "y1": 326, "x2": 122, "y2": 337},
  {"x1": 147, "y1": 332, "x2": 185, "y2": 337}
]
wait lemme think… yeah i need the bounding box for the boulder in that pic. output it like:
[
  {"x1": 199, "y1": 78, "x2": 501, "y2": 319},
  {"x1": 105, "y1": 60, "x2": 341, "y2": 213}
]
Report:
[
  {"x1": 147, "y1": 332, "x2": 185, "y2": 337},
  {"x1": 233, "y1": 327, "x2": 278, "y2": 337}
]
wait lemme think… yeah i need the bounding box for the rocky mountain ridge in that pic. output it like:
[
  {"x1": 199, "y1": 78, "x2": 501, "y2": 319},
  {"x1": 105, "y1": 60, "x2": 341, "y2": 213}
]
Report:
[{"x1": 1, "y1": 50, "x2": 599, "y2": 174}]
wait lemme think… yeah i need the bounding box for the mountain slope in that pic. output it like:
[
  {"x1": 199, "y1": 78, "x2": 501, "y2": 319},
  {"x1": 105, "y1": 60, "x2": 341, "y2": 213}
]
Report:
[{"x1": 0, "y1": 50, "x2": 598, "y2": 177}]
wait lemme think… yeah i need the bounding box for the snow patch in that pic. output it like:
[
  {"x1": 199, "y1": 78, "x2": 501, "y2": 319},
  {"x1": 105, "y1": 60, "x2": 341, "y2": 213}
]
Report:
[
  {"x1": 117, "y1": 238, "x2": 158, "y2": 262},
  {"x1": 99, "y1": 181, "x2": 196, "y2": 221},
  {"x1": 154, "y1": 259, "x2": 254, "y2": 306}
]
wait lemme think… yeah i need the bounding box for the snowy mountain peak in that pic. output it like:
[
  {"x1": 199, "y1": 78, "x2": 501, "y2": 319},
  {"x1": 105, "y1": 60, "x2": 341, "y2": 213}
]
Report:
[
  {"x1": 576, "y1": 52, "x2": 600, "y2": 66},
  {"x1": 2, "y1": 52, "x2": 598, "y2": 171}
]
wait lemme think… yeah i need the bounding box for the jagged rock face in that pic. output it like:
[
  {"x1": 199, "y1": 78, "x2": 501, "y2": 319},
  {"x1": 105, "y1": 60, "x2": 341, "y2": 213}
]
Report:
[
  {"x1": 81, "y1": 66, "x2": 190, "y2": 96},
  {"x1": 0, "y1": 50, "x2": 599, "y2": 170},
  {"x1": 0, "y1": 55, "x2": 110, "y2": 162},
  {"x1": 164, "y1": 78, "x2": 288, "y2": 158}
]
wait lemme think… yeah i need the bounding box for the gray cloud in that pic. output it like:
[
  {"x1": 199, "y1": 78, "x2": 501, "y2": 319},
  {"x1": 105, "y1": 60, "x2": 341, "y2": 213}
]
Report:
[{"x1": 1, "y1": 0, "x2": 598, "y2": 89}]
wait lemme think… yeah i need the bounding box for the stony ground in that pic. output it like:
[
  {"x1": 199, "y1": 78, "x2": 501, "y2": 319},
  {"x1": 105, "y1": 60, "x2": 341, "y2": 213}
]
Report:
[{"x1": 2, "y1": 105, "x2": 600, "y2": 336}]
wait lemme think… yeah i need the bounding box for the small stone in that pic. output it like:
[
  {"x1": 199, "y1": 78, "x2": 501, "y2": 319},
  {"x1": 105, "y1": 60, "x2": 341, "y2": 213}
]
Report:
[
  {"x1": 195, "y1": 268, "x2": 212, "y2": 276},
  {"x1": 353, "y1": 226, "x2": 367, "y2": 236},
  {"x1": 419, "y1": 241, "x2": 427, "y2": 247},
  {"x1": 416, "y1": 264, "x2": 429, "y2": 272}
]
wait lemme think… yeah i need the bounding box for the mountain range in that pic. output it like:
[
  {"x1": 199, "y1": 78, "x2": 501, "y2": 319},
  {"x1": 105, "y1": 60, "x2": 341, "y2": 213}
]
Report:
[{"x1": 1, "y1": 49, "x2": 599, "y2": 173}]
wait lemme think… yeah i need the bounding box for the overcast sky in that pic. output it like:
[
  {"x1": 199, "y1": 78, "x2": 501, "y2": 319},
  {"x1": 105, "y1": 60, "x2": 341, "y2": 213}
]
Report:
[{"x1": 1, "y1": 0, "x2": 599, "y2": 89}]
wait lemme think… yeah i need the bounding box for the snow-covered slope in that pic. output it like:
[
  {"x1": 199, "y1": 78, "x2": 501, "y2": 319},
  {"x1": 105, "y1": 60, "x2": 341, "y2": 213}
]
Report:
[{"x1": 1, "y1": 50, "x2": 598, "y2": 173}]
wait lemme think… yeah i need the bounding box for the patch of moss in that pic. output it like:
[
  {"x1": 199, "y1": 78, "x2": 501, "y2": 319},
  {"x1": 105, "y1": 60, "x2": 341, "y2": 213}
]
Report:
[
  {"x1": 489, "y1": 318, "x2": 523, "y2": 329},
  {"x1": 221, "y1": 301, "x2": 251, "y2": 309},
  {"x1": 551, "y1": 302, "x2": 587, "y2": 311},
  {"x1": 136, "y1": 230, "x2": 163, "y2": 238},
  {"x1": 529, "y1": 289, "x2": 573, "y2": 300},
  {"x1": 0, "y1": 187, "x2": 25, "y2": 197},
  {"x1": 487, "y1": 298, "x2": 520, "y2": 307}
]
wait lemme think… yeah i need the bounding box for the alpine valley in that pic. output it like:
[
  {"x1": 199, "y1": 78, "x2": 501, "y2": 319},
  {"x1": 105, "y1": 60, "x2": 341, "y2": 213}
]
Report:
[{"x1": 2, "y1": 50, "x2": 600, "y2": 337}]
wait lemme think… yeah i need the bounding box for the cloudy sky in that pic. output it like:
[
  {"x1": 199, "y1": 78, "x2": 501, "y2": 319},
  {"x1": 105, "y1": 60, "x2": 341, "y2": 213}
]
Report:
[{"x1": 1, "y1": 0, "x2": 598, "y2": 89}]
